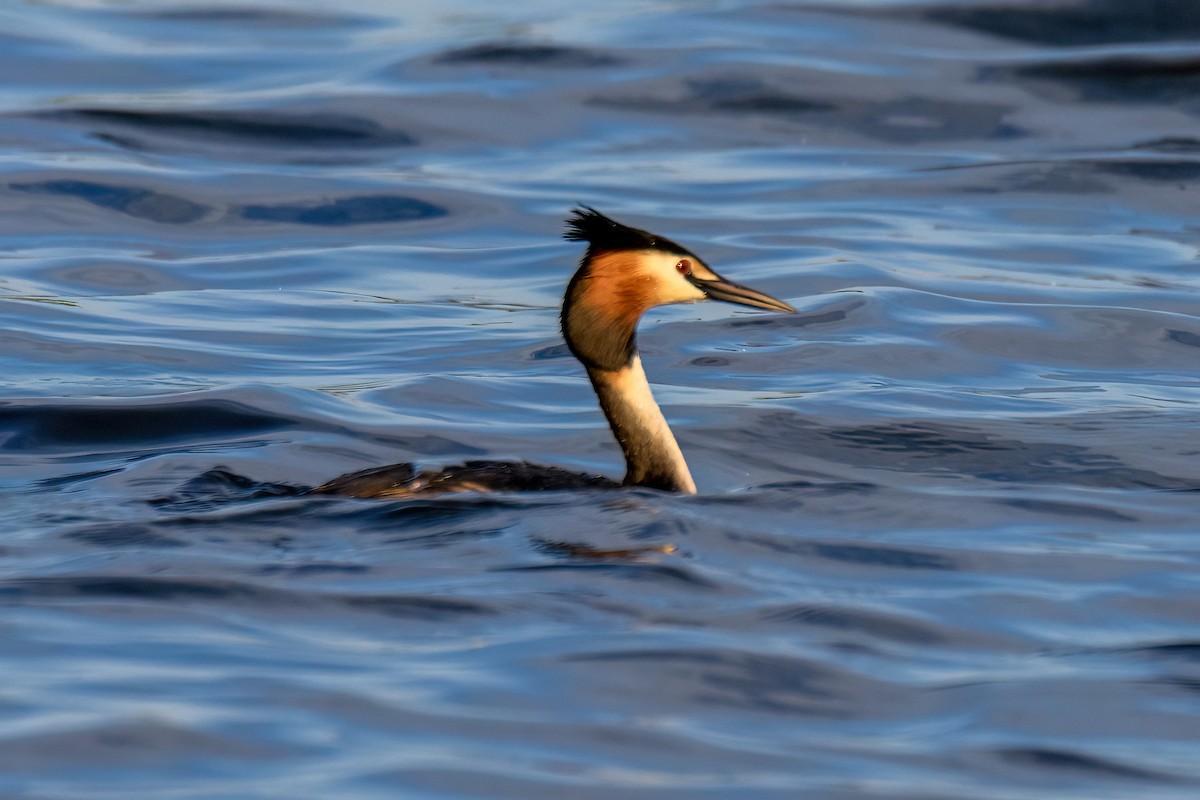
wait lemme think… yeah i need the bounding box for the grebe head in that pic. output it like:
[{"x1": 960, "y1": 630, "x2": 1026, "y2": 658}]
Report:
[{"x1": 561, "y1": 206, "x2": 795, "y2": 371}]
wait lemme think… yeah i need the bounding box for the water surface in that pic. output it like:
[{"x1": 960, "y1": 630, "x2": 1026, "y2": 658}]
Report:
[{"x1": 2, "y1": 1, "x2": 1200, "y2": 798}]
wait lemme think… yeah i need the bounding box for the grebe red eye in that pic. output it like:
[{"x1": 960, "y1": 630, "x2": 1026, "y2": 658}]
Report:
[{"x1": 675, "y1": 259, "x2": 691, "y2": 274}]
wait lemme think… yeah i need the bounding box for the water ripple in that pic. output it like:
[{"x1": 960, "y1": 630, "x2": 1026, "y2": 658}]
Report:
[{"x1": 4, "y1": 2, "x2": 1200, "y2": 798}]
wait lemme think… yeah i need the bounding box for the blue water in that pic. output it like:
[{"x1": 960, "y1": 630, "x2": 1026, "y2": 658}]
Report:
[{"x1": 3, "y1": 1, "x2": 1200, "y2": 797}]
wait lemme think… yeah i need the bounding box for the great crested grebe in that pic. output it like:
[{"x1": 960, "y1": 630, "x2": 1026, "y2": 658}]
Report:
[{"x1": 312, "y1": 207, "x2": 794, "y2": 498}]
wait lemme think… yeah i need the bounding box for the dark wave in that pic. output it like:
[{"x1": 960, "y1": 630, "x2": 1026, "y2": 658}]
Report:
[
  {"x1": 591, "y1": 75, "x2": 836, "y2": 118},
  {"x1": 923, "y1": 0, "x2": 1200, "y2": 46},
  {"x1": 240, "y1": 195, "x2": 446, "y2": 226},
  {"x1": 339, "y1": 594, "x2": 495, "y2": 618},
  {"x1": 9, "y1": 179, "x2": 209, "y2": 224},
  {"x1": 997, "y1": 55, "x2": 1200, "y2": 108},
  {"x1": 62, "y1": 523, "x2": 187, "y2": 549},
  {"x1": 0, "y1": 574, "x2": 497, "y2": 621},
  {"x1": 0, "y1": 719, "x2": 295, "y2": 771},
  {"x1": 0, "y1": 400, "x2": 295, "y2": 451},
  {"x1": 0, "y1": 575, "x2": 264, "y2": 602},
  {"x1": 758, "y1": 604, "x2": 945, "y2": 645},
  {"x1": 45, "y1": 108, "x2": 416, "y2": 147},
  {"x1": 591, "y1": 75, "x2": 1024, "y2": 141},
  {"x1": 1088, "y1": 159, "x2": 1200, "y2": 181},
  {"x1": 500, "y1": 561, "x2": 713, "y2": 587},
  {"x1": 8, "y1": 181, "x2": 448, "y2": 227},
  {"x1": 732, "y1": 532, "x2": 959, "y2": 571},
  {"x1": 686, "y1": 77, "x2": 837, "y2": 115},
  {"x1": 434, "y1": 42, "x2": 619, "y2": 67},
  {"x1": 996, "y1": 747, "x2": 1174, "y2": 783}
]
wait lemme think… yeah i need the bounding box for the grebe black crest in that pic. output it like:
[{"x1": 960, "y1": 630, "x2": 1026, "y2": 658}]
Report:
[{"x1": 312, "y1": 207, "x2": 795, "y2": 499}]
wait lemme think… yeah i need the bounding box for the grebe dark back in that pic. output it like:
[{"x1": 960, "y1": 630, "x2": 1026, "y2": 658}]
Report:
[{"x1": 312, "y1": 207, "x2": 794, "y2": 498}]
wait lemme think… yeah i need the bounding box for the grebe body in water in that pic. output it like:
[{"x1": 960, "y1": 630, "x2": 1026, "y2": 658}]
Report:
[{"x1": 313, "y1": 208, "x2": 794, "y2": 498}]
